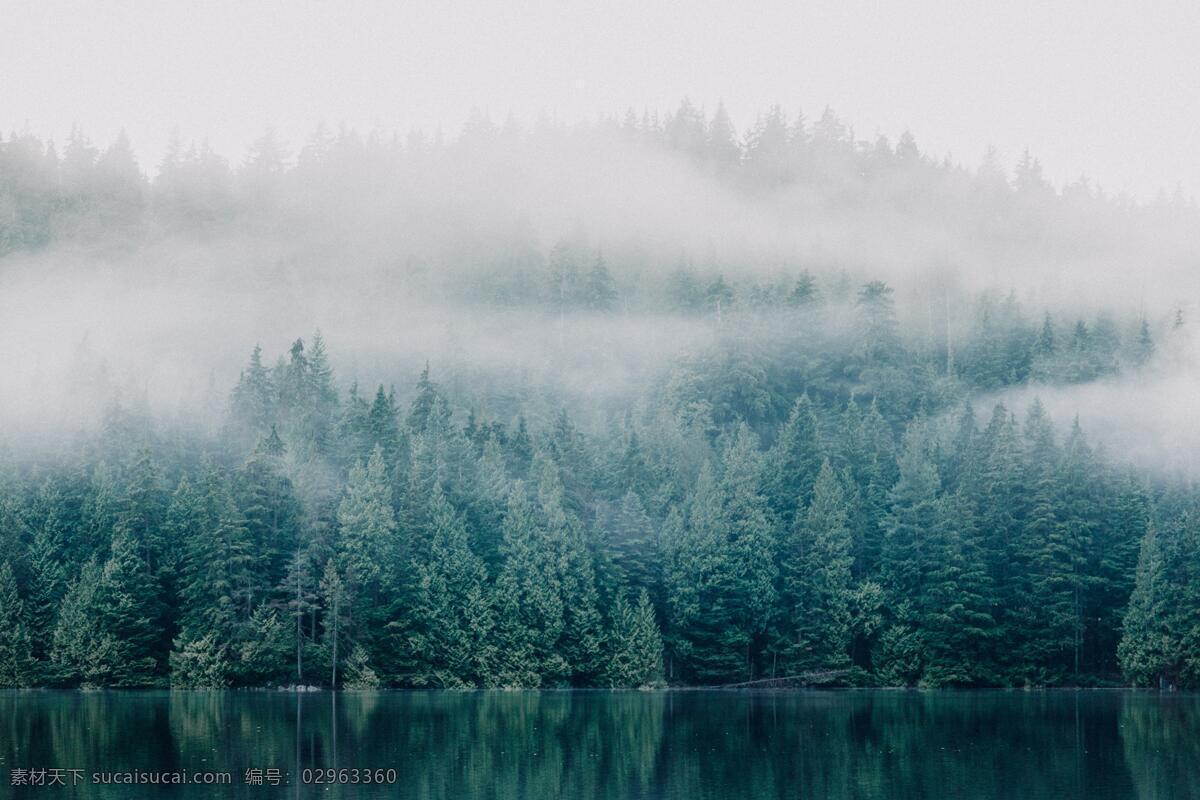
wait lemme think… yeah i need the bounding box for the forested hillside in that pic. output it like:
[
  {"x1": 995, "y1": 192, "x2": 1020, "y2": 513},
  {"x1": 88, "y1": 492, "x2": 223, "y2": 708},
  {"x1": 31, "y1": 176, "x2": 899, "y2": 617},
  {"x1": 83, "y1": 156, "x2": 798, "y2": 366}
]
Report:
[
  {"x1": 0, "y1": 102, "x2": 1198, "y2": 690},
  {"x1": 0, "y1": 291, "x2": 1190, "y2": 690}
]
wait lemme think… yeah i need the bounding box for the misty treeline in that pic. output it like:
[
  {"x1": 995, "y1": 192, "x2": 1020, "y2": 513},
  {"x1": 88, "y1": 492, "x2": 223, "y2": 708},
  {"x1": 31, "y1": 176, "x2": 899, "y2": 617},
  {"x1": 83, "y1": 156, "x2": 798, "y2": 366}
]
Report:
[
  {"x1": 2, "y1": 98, "x2": 1197, "y2": 289},
  {"x1": 0, "y1": 266, "x2": 1194, "y2": 691}
]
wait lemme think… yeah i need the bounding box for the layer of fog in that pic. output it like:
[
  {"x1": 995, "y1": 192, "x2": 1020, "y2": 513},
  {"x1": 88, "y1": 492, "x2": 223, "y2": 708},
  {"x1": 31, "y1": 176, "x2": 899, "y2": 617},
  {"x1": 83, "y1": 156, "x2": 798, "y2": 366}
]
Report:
[
  {"x1": 987, "y1": 325, "x2": 1200, "y2": 479},
  {"x1": 0, "y1": 242, "x2": 714, "y2": 441},
  {"x1": 2, "y1": 109, "x2": 1199, "y2": 471}
]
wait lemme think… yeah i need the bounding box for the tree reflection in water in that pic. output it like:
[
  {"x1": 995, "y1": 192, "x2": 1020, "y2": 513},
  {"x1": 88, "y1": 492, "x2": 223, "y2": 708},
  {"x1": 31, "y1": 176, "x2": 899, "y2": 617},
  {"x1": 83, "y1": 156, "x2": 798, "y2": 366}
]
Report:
[{"x1": 0, "y1": 690, "x2": 1195, "y2": 799}]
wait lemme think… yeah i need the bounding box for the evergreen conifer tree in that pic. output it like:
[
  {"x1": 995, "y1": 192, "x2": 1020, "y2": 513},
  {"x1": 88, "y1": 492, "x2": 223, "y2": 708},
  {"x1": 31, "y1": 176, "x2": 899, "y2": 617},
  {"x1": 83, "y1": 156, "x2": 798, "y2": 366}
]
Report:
[
  {"x1": 492, "y1": 484, "x2": 567, "y2": 687},
  {"x1": 178, "y1": 468, "x2": 254, "y2": 646},
  {"x1": 604, "y1": 590, "x2": 664, "y2": 688},
  {"x1": 94, "y1": 525, "x2": 163, "y2": 685},
  {"x1": 409, "y1": 488, "x2": 495, "y2": 688},
  {"x1": 1118, "y1": 521, "x2": 1171, "y2": 686},
  {"x1": 336, "y1": 446, "x2": 397, "y2": 661},
  {"x1": 662, "y1": 463, "x2": 738, "y2": 683},
  {"x1": 51, "y1": 561, "x2": 123, "y2": 687},
  {"x1": 919, "y1": 492, "x2": 995, "y2": 686},
  {"x1": 0, "y1": 562, "x2": 33, "y2": 688},
  {"x1": 280, "y1": 549, "x2": 318, "y2": 684},
  {"x1": 169, "y1": 632, "x2": 230, "y2": 689},
  {"x1": 718, "y1": 425, "x2": 778, "y2": 680},
  {"x1": 765, "y1": 395, "x2": 823, "y2": 527},
  {"x1": 774, "y1": 460, "x2": 853, "y2": 675},
  {"x1": 25, "y1": 519, "x2": 67, "y2": 666},
  {"x1": 341, "y1": 644, "x2": 381, "y2": 689},
  {"x1": 539, "y1": 468, "x2": 605, "y2": 685}
]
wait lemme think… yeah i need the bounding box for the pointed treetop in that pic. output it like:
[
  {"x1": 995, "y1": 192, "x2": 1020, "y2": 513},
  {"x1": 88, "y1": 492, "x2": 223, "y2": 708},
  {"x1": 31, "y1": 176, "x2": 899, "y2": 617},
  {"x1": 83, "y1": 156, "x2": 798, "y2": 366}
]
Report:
[{"x1": 256, "y1": 424, "x2": 286, "y2": 457}]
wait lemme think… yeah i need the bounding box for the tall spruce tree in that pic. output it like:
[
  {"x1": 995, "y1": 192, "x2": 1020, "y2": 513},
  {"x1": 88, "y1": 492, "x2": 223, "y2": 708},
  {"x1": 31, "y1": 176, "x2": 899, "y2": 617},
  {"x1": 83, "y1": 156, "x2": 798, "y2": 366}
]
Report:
[
  {"x1": 320, "y1": 560, "x2": 350, "y2": 688},
  {"x1": 919, "y1": 492, "x2": 995, "y2": 686},
  {"x1": 774, "y1": 460, "x2": 853, "y2": 676},
  {"x1": 875, "y1": 425, "x2": 941, "y2": 685},
  {"x1": 94, "y1": 525, "x2": 163, "y2": 685},
  {"x1": 280, "y1": 549, "x2": 318, "y2": 684},
  {"x1": 0, "y1": 562, "x2": 33, "y2": 688},
  {"x1": 118, "y1": 449, "x2": 167, "y2": 573},
  {"x1": 976, "y1": 405, "x2": 1028, "y2": 679},
  {"x1": 237, "y1": 605, "x2": 291, "y2": 686},
  {"x1": 662, "y1": 462, "x2": 738, "y2": 683},
  {"x1": 51, "y1": 561, "x2": 124, "y2": 687},
  {"x1": 336, "y1": 446, "x2": 398, "y2": 663},
  {"x1": 538, "y1": 465, "x2": 605, "y2": 685},
  {"x1": 230, "y1": 344, "x2": 276, "y2": 439},
  {"x1": 1057, "y1": 420, "x2": 1098, "y2": 676},
  {"x1": 25, "y1": 519, "x2": 67, "y2": 667},
  {"x1": 469, "y1": 433, "x2": 512, "y2": 572},
  {"x1": 605, "y1": 490, "x2": 659, "y2": 604},
  {"x1": 603, "y1": 589, "x2": 664, "y2": 688},
  {"x1": 492, "y1": 484, "x2": 567, "y2": 687},
  {"x1": 408, "y1": 488, "x2": 495, "y2": 688},
  {"x1": 718, "y1": 425, "x2": 778, "y2": 680},
  {"x1": 836, "y1": 398, "x2": 895, "y2": 578},
  {"x1": 238, "y1": 442, "x2": 302, "y2": 600},
  {"x1": 881, "y1": 426, "x2": 940, "y2": 606},
  {"x1": 177, "y1": 466, "x2": 255, "y2": 650},
  {"x1": 1020, "y1": 400, "x2": 1074, "y2": 683},
  {"x1": 1090, "y1": 475, "x2": 1147, "y2": 674},
  {"x1": 1119, "y1": 511, "x2": 1200, "y2": 688},
  {"x1": 1118, "y1": 520, "x2": 1171, "y2": 687},
  {"x1": 765, "y1": 395, "x2": 823, "y2": 527}
]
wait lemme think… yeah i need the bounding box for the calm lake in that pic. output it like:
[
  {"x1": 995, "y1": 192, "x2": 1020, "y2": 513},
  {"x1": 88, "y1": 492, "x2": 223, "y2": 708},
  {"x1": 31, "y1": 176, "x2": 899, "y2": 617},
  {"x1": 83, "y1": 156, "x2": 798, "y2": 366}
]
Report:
[{"x1": 1, "y1": 689, "x2": 1196, "y2": 799}]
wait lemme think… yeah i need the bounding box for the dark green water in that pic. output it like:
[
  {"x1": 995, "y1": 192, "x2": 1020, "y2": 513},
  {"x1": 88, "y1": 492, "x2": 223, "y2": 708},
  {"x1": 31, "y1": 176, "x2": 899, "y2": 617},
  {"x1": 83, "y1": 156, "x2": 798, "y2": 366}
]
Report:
[{"x1": 1, "y1": 690, "x2": 1197, "y2": 799}]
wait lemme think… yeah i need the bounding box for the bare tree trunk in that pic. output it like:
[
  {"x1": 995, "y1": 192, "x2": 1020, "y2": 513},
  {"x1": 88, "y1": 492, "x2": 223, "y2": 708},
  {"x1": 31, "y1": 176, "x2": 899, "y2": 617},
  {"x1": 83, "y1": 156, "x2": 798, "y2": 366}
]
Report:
[
  {"x1": 945, "y1": 288, "x2": 954, "y2": 374},
  {"x1": 331, "y1": 593, "x2": 339, "y2": 689},
  {"x1": 296, "y1": 578, "x2": 303, "y2": 684}
]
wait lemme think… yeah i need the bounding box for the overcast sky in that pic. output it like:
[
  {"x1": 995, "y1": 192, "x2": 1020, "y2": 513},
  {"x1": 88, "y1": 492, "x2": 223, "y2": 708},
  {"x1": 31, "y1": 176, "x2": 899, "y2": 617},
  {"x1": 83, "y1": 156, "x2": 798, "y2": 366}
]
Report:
[{"x1": 2, "y1": 0, "x2": 1198, "y2": 199}]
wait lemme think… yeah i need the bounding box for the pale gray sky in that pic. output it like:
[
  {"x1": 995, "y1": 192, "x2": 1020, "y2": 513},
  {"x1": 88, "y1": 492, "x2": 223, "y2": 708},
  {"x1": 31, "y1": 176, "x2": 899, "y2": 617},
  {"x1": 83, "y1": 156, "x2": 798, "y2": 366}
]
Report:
[{"x1": 2, "y1": 0, "x2": 1198, "y2": 198}]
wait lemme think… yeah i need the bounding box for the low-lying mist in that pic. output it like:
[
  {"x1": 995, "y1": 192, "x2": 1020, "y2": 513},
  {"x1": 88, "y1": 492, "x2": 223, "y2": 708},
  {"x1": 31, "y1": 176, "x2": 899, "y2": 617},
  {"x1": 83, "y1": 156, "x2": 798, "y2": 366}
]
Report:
[{"x1": 988, "y1": 324, "x2": 1200, "y2": 478}]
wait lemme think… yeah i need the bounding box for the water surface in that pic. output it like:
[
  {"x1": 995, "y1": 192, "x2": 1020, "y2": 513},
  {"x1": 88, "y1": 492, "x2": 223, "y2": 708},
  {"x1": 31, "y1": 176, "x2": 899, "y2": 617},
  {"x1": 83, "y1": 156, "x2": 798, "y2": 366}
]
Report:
[{"x1": 1, "y1": 690, "x2": 1196, "y2": 799}]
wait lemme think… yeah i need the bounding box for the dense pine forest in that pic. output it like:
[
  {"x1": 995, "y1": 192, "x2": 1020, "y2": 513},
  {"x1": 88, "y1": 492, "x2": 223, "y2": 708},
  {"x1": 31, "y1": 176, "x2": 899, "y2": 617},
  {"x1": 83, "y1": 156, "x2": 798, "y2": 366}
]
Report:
[{"x1": 1, "y1": 101, "x2": 1198, "y2": 690}]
